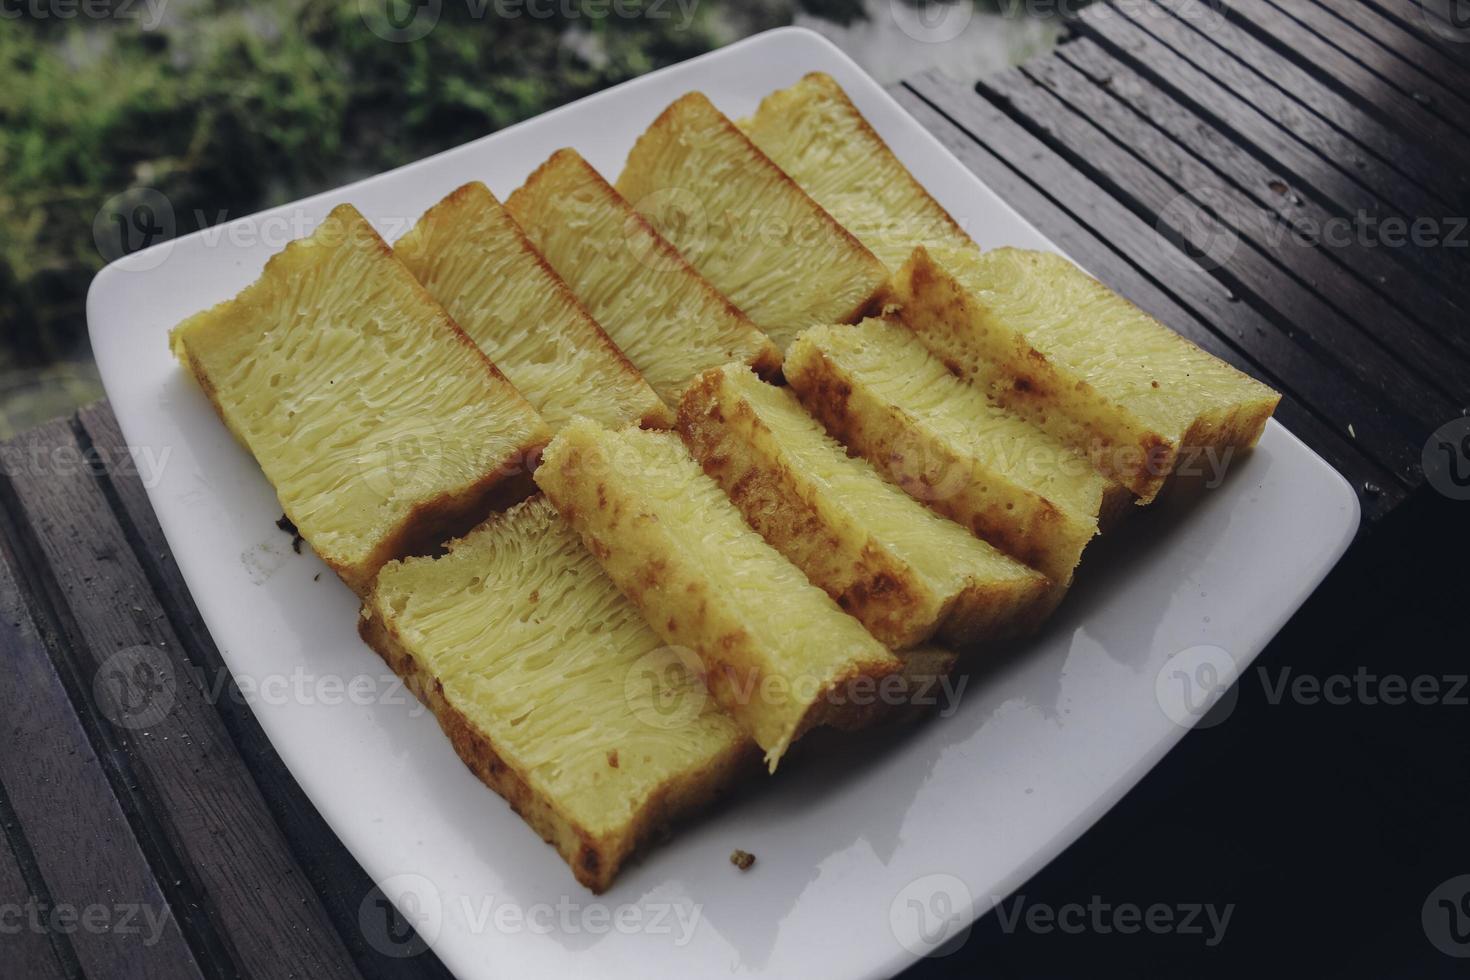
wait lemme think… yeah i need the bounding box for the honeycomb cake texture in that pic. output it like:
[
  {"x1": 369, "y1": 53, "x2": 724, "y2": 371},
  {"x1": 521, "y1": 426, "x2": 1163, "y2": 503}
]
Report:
[
  {"x1": 677, "y1": 365, "x2": 1050, "y2": 649},
  {"x1": 617, "y1": 92, "x2": 888, "y2": 351},
  {"x1": 785, "y1": 318, "x2": 1127, "y2": 585},
  {"x1": 395, "y1": 181, "x2": 670, "y2": 430},
  {"x1": 360, "y1": 496, "x2": 754, "y2": 893},
  {"x1": 534, "y1": 418, "x2": 902, "y2": 769},
  {"x1": 506, "y1": 149, "x2": 779, "y2": 406},
  {"x1": 170, "y1": 203, "x2": 550, "y2": 594}
]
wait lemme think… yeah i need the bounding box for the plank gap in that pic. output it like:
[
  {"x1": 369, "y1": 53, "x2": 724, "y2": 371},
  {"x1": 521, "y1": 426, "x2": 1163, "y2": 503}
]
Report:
[
  {"x1": 1054, "y1": 35, "x2": 1470, "y2": 364},
  {"x1": 1079, "y1": 0, "x2": 1470, "y2": 314},
  {"x1": 0, "y1": 442, "x2": 240, "y2": 980},
  {"x1": 1029, "y1": 47, "x2": 1470, "y2": 390},
  {"x1": 1217, "y1": 0, "x2": 1470, "y2": 165},
  {"x1": 0, "y1": 773, "x2": 83, "y2": 980},
  {"x1": 72, "y1": 406, "x2": 453, "y2": 980},
  {"x1": 1284, "y1": 0, "x2": 1470, "y2": 132}
]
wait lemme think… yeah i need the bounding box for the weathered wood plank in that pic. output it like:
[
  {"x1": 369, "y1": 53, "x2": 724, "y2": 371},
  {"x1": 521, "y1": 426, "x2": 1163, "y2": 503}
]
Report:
[
  {"x1": 1219, "y1": 0, "x2": 1470, "y2": 162},
  {"x1": 892, "y1": 82, "x2": 1403, "y2": 519},
  {"x1": 1080, "y1": 1, "x2": 1470, "y2": 308},
  {"x1": 1, "y1": 420, "x2": 363, "y2": 980},
  {"x1": 1316, "y1": 0, "x2": 1470, "y2": 98},
  {"x1": 1019, "y1": 52, "x2": 1470, "y2": 401},
  {"x1": 901, "y1": 71, "x2": 1422, "y2": 489},
  {"x1": 1283, "y1": 0, "x2": 1470, "y2": 129},
  {"x1": 978, "y1": 64, "x2": 1459, "y2": 435},
  {"x1": 0, "y1": 486, "x2": 203, "y2": 980},
  {"x1": 75, "y1": 403, "x2": 455, "y2": 980},
  {"x1": 1149, "y1": 0, "x2": 1470, "y2": 217},
  {"x1": 0, "y1": 789, "x2": 73, "y2": 980},
  {"x1": 1056, "y1": 36, "x2": 1470, "y2": 364}
]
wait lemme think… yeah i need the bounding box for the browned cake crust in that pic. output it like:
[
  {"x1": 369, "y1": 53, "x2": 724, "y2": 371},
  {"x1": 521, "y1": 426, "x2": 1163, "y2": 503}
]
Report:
[
  {"x1": 358, "y1": 599, "x2": 758, "y2": 893},
  {"x1": 676, "y1": 369, "x2": 1050, "y2": 649},
  {"x1": 678, "y1": 372, "x2": 930, "y2": 648},
  {"x1": 785, "y1": 348, "x2": 1065, "y2": 582},
  {"x1": 893, "y1": 246, "x2": 1279, "y2": 503},
  {"x1": 534, "y1": 421, "x2": 905, "y2": 766},
  {"x1": 171, "y1": 204, "x2": 549, "y2": 595},
  {"x1": 174, "y1": 338, "x2": 543, "y2": 597}
]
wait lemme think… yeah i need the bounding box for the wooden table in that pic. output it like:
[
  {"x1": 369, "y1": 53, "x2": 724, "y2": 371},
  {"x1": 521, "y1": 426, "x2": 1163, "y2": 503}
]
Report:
[{"x1": 2, "y1": 3, "x2": 1465, "y2": 977}]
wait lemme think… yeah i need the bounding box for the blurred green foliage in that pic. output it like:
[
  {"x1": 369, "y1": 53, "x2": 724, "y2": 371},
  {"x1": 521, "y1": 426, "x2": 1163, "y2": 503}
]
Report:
[
  {"x1": 1, "y1": 0, "x2": 1048, "y2": 400},
  {"x1": 0, "y1": 0, "x2": 795, "y2": 371}
]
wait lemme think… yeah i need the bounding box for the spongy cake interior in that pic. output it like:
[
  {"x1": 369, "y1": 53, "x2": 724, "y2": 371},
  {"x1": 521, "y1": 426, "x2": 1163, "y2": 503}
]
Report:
[
  {"x1": 616, "y1": 92, "x2": 887, "y2": 350},
  {"x1": 535, "y1": 419, "x2": 900, "y2": 762},
  {"x1": 739, "y1": 72, "x2": 973, "y2": 272},
  {"x1": 505, "y1": 149, "x2": 777, "y2": 406},
  {"x1": 935, "y1": 247, "x2": 1279, "y2": 442},
  {"x1": 796, "y1": 319, "x2": 1108, "y2": 520},
  {"x1": 169, "y1": 204, "x2": 548, "y2": 577},
  {"x1": 553, "y1": 421, "x2": 890, "y2": 685},
  {"x1": 716, "y1": 366, "x2": 1040, "y2": 600},
  {"x1": 393, "y1": 181, "x2": 669, "y2": 430},
  {"x1": 370, "y1": 496, "x2": 746, "y2": 839}
]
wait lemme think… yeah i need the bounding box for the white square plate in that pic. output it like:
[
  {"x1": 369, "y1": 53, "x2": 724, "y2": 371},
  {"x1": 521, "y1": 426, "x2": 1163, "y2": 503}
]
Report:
[{"x1": 87, "y1": 27, "x2": 1359, "y2": 980}]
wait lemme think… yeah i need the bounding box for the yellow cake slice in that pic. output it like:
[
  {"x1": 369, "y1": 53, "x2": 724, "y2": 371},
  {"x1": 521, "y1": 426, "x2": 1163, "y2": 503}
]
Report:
[
  {"x1": 894, "y1": 246, "x2": 1280, "y2": 502},
  {"x1": 394, "y1": 181, "x2": 670, "y2": 430},
  {"x1": 785, "y1": 319, "x2": 1129, "y2": 585},
  {"x1": 616, "y1": 92, "x2": 889, "y2": 351},
  {"x1": 169, "y1": 203, "x2": 550, "y2": 594},
  {"x1": 740, "y1": 72, "x2": 974, "y2": 273},
  {"x1": 534, "y1": 418, "x2": 902, "y2": 769},
  {"x1": 360, "y1": 496, "x2": 754, "y2": 893},
  {"x1": 505, "y1": 149, "x2": 779, "y2": 406},
  {"x1": 678, "y1": 365, "x2": 1051, "y2": 649}
]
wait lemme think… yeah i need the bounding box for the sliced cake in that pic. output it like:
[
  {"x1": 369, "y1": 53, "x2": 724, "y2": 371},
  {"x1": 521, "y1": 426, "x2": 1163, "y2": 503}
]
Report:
[
  {"x1": 615, "y1": 92, "x2": 889, "y2": 350},
  {"x1": 678, "y1": 365, "x2": 1051, "y2": 649},
  {"x1": 534, "y1": 418, "x2": 902, "y2": 769},
  {"x1": 394, "y1": 181, "x2": 671, "y2": 429},
  {"x1": 169, "y1": 203, "x2": 550, "y2": 594},
  {"x1": 740, "y1": 71, "x2": 974, "y2": 272},
  {"x1": 785, "y1": 318, "x2": 1129, "y2": 585},
  {"x1": 505, "y1": 149, "x2": 779, "y2": 406},
  {"x1": 361, "y1": 496, "x2": 754, "y2": 893},
  {"x1": 894, "y1": 246, "x2": 1281, "y2": 501}
]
